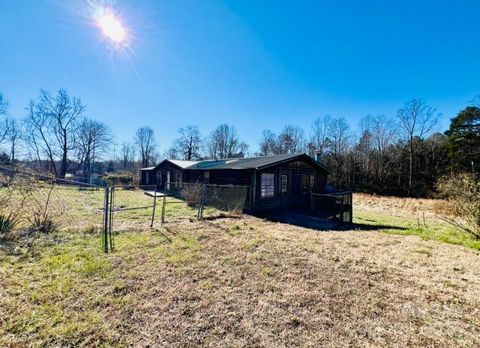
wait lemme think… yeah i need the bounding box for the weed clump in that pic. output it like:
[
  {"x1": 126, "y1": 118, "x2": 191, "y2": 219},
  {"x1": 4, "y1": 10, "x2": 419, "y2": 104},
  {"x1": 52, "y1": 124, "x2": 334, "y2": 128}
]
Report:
[{"x1": 0, "y1": 213, "x2": 17, "y2": 235}]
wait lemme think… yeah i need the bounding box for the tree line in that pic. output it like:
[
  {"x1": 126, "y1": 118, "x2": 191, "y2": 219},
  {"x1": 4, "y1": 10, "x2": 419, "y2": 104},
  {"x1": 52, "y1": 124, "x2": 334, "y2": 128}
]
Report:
[{"x1": 0, "y1": 89, "x2": 478, "y2": 197}]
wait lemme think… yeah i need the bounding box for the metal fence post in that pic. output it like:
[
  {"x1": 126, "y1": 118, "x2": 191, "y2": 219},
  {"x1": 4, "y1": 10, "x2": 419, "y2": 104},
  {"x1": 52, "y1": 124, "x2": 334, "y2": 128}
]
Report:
[
  {"x1": 151, "y1": 185, "x2": 158, "y2": 228},
  {"x1": 109, "y1": 186, "x2": 115, "y2": 251},
  {"x1": 197, "y1": 183, "x2": 206, "y2": 220},
  {"x1": 103, "y1": 186, "x2": 110, "y2": 253},
  {"x1": 349, "y1": 192, "x2": 353, "y2": 223},
  {"x1": 161, "y1": 192, "x2": 167, "y2": 224}
]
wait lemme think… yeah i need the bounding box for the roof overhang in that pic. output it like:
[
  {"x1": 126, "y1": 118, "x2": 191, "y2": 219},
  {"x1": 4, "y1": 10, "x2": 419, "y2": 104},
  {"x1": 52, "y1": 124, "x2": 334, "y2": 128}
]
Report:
[{"x1": 256, "y1": 153, "x2": 332, "y2": 174}]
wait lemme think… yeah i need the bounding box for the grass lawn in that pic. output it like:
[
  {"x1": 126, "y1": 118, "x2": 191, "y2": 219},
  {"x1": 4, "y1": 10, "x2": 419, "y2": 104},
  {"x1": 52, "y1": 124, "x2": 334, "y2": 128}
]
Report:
[
  {"x1": 354, "y1": 193, "x2": 480, "y2": 250},
  {"x1": 1, "y1": 193, "x2": 480, "y2": 346}
]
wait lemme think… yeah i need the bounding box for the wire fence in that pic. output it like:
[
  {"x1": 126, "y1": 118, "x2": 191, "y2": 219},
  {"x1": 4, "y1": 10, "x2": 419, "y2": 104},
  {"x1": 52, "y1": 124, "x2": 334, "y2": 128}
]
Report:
[
  {"x1": 0, "y1": 166, "x2": 106, "y2": 234},
  {"x1": 1, "y1": 167, "x2": 249, "y2": 253},
  {"x1": 166, "y1": 182, "x2": 248, "y2": 220},
  {"x1": 1, "y1": 166, "x2": 352, "y2": 254},
  {"x1": 109, "y1": 182, "x2": 249, "y2": 228}
]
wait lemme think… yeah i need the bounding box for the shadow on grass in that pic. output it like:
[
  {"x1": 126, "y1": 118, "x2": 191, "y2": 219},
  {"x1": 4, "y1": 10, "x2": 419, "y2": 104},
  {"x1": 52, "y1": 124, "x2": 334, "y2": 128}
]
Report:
[
  {"x1": 252, "y1": 211, "x2": 407, "y2": 232},
  {"x1": 203, "y1": 212, "x2": 244, "y2": 221}
]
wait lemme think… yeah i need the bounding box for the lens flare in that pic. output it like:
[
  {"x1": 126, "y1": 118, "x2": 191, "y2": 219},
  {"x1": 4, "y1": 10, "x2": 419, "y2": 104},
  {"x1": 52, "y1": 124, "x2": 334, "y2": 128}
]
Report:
[
  {"x1": 90, "y1": 2, "x2": 129, "y2": 47},
  {"x1": 97, "y1": 12, "x2": 126, "y2": 43}
]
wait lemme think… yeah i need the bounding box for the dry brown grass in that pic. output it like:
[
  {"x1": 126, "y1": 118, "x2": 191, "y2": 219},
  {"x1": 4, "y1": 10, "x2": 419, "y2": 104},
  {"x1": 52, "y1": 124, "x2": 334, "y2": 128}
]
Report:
[
  {"x1": 354, "y1": 192, "x2": 449, "y2": 216},
  {"x1": 113, "y1": 218, "x2": 480, "y2": 347},
  {"x1": 2, "y1": 196, "x2": 480, "y2": 347}
]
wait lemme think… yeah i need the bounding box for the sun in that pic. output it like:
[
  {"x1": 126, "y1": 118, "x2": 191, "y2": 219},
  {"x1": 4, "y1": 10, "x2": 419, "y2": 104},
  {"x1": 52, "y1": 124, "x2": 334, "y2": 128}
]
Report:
[
  {"x1": 96, "y1": 12, "x2": 126, "y2": 43},
  {"x1": 89, "y1": 3, "x2": 129, "y2": 46}
]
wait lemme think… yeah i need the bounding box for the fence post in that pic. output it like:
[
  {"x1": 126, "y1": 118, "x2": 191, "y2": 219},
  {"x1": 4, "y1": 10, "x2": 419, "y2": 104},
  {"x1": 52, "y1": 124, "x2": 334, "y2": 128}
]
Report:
[
  {"x1": 109, "y1": 186, "x2": 115, "y2": 251},
  {"x1": 349, "y1": 192, "x2": 353, "y2": 223},
  {"x1": 161, "y1": 192, "x2": 166, "y2": 224},
  {"x1": 197, "y1": 184, "x2": 206, "y2": 220},
  {"x1": 103, "y1": 187, "x2": 110, "y2": 253},
  {"x1": 151, "y1": 185, "x2": 158, "y2": 228}
]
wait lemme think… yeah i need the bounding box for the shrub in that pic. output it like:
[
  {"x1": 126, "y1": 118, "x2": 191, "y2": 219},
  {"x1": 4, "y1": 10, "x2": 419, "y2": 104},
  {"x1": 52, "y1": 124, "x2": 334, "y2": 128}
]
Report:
[
  {"x1": 0, "y1": 213, "x2": 16, "y2": 235},
  {"x1": 181, "y1": 184, "x2": 203, "y2": 207},
  {"x1": 31, "y1": 215, "x2": 57, "y2": 234},
  {"x1": 27, "y1": 182, "x2": 64, "y2": 234},
  {"x1": 0, "y1": 171, "x2": 34, "y2": 230},
  {"x1": 104, "y1": 172, "x2": 135, "y2": 186},
  {"x1": 436, "y1": 173, "x2": 480, "y2": 239}
]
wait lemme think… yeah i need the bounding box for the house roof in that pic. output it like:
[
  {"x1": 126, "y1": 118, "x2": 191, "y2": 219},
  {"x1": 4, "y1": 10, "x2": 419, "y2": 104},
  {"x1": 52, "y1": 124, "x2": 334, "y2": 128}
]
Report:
[
  {"x1": 142, "y1": 153, "x2": 331, "y2": 173},
  {"x1": 168, "y1": 159, "x2": 200, "y2": 169}
]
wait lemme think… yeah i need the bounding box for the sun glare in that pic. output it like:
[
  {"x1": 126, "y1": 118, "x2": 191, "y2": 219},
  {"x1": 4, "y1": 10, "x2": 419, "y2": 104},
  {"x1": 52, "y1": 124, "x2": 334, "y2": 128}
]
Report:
[
  {"x1": 97, "y1": 12, "x2": 126, "y2": 43},
  {"x1": 90, "y1": 2, "x2": 129, "y2": 47}
]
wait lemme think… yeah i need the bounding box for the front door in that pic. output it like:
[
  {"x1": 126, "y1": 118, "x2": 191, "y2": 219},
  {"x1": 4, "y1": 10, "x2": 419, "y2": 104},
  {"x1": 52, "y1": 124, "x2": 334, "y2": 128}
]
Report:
[{"x1": 291, "y1": 171, "x2": 302, "y2": 196}]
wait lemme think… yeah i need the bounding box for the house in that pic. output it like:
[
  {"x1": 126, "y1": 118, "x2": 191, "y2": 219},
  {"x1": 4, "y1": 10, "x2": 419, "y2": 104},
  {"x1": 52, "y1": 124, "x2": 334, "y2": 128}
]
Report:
[{"x1": 140, "y1": 153, "x2": 331, "y2": 212}]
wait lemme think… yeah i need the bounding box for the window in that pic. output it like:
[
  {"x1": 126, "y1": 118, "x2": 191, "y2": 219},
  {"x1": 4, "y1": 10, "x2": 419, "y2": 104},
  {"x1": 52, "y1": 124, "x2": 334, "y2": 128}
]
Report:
[
  {"x1": 302, "y1": 174, "x2": 310, "y2": 193},
  {"x1": 261, "y1": 173, "x2": 275, "y2": 198},
  {"x1": 310, "y1": 175, "x2": 315, "y2": 191},
  {"x1": 281, "y1": 174, "x2": 288, "y2": 193}
]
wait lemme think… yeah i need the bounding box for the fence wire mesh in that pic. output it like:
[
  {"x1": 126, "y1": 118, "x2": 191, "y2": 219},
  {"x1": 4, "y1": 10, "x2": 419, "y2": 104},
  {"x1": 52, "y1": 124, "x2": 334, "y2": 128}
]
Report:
[
  {"x1": 164, "y1": 182, "x2": 248, "y2": 221},
  {"x1": 1, "y1": 167, "x2": 250, "y2": 253},
  {"x1": 202, "y1": 184, "x2": 249, "y2": 217},
  {"x1": 109, "y1": 185, "x2": 158, "y2": 231},
  {"x1": 0, "y1": 166, "x2": 106, "y2": 236}
]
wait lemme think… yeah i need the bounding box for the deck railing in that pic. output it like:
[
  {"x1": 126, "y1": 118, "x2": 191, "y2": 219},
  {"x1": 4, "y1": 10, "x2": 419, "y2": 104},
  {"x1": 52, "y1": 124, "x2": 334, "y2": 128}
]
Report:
[{"x1": 310, "y1": 191, "x2": 353, "y2": 223}]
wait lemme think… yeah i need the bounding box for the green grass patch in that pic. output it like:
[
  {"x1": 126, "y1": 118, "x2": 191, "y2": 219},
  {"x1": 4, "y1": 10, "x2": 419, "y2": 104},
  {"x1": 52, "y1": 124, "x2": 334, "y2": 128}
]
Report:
[
  {"x1": 243, "y1": 237, "x2": 264, "y2": 252},
  {"x1": 0, "y1": 226, "x2": 204, "y2": 346},
  {"x1": 354, "y1": 208, "x2": 480, "y2": 250}
]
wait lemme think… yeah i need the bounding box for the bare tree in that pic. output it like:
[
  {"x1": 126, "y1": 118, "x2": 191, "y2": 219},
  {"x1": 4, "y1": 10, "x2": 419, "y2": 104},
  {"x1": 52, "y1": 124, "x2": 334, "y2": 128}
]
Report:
[
  {"x1": 0, "y1": 93, "x2": 9, "y2": 144},
  {"x1": 206, "y1": 124, "x2": 248, "y2": 159},
  {"x1": 323, "y1": 117, "x2": 350, "y2": 187},
  {"x1": 25, "y1": 90, "x2": 84, "y2": 177},
  {"x1": 0, "y1": 93, "x2": 7, "y2": 115},
  {"x1": 397, "y1": 99, "x2": 438, "y2": 195},
  {"x1": 23, "y1": 105, "x2": 44, "y2": 170},
  {"x1": 259, "y1": 129, "x2": 278, "y2": 156},
  {"x1": 310, "y1": 115, "x2": 332, "y2": 158},
  {"x1": 135, "y1": 126, "x2": 156, "y2": 167},
  {"x1": 5, "y1": 118, "x2": 23, "y2": 162},
  {"x1": 357, "y1": 114, "x2": 397, "y2": 190},
  {"x1": 164, "y1": 147, "x2": 180, "y2": 160},
  {"x1": 174, "y1": 125, "x2": 202, "y2": 160},
  {"x1": 277, "y1": 125, "x2": 306, "y2": 154},
  {"x1": 120, "y1": 142, "x2": 136, "y2": 170},
  {"x1": 76, "y1": 118, "x2": 112, "y2": 180}
]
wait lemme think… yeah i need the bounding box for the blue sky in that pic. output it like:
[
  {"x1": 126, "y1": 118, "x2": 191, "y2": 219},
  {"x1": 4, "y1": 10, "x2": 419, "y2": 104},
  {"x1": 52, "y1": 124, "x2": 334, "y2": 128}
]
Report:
[{"x1": 1, "y1": 0, "x2": 480, "y2": 153}]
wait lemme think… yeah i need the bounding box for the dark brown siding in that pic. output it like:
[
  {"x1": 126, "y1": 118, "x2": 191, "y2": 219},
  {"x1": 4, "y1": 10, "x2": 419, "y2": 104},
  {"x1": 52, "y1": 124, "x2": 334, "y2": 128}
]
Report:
[
  {"x1": 208, "y1": 169, "x2": 251, "y2": 185},
  {"x1": 140, "y1": 157, "x2": 329, "y2": 212},
  {"x1": 251, "y1": 161, "x2": 329, "y2": 211}
]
